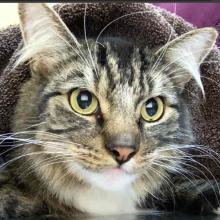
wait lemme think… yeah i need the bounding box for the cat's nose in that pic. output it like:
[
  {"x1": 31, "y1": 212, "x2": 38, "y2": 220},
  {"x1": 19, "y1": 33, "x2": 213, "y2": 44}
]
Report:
[
  {"x1": 110, "y1": 147, "x2": 137, "y2": 165},
  {"x1": 106, "y1": 133, "x2": 139, "y2": 165}
]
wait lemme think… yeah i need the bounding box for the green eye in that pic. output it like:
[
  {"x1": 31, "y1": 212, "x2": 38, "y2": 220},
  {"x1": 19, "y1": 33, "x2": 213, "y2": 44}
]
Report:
[
  {"x1": 69, "y1": 89, "x2": 98, "y2": 115},
  {"x1": 141, "y1": 97, "x2": 164, "y2": 122}
]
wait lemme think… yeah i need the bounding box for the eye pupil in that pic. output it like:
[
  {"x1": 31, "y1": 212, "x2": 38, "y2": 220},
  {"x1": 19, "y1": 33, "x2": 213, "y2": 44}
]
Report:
[
  {"x1": 141, "y1": 97, "x2": 164, "y2": 122},
  {"x1": 70, "y1": 89, "x2": 98, "y2": 115},
  {"x1": 145, "y1": 98, "x2": 158, "y2": 117},
  {"x1": 77, "y1": 91, "x2": 92, "y2": 109}
]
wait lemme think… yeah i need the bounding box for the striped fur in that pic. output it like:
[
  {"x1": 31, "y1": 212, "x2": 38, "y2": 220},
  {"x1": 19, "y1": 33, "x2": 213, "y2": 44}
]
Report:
[{"x1": 0, "y1": 3, "x2": 218, "y2": 219}]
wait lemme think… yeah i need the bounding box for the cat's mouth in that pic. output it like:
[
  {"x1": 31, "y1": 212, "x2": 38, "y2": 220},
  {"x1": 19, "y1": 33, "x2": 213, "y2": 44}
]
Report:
[
  {"x1": 69, "y1": 160, "x2": 138, "y2": 191},
  {"x1": 97, "y1": 157, "x2": 137, "y2": 177},
  {"x1": 101, "y1": 167, "x2": 129, "y2": 178}
]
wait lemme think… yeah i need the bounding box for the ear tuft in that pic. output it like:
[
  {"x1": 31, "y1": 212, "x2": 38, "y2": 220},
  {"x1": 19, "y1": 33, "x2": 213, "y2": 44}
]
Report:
[
  {"x1": 18, "y1": 3, "x2": 53, "y2": 43},
  {"x1": 15, "y1": 3, "x2": 79, "y2": 75},
  {"x1": 157, "y1": 27, "x2": 218, "y2": 94}
]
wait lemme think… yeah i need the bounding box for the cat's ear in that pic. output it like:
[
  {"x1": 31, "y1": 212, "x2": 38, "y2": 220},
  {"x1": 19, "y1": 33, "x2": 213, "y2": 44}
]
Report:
[
  {"x1": 157, "y1": 28, "x2": 218, "y2": 93},
  {"x1": 16, "y1": 3, "x2": 79, "y2": 75}
]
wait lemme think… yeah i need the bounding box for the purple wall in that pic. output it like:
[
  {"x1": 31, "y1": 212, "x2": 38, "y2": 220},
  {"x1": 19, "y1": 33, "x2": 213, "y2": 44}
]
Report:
[{"x1": 153, "y1": 3, "x2": 220, "y2": 46}]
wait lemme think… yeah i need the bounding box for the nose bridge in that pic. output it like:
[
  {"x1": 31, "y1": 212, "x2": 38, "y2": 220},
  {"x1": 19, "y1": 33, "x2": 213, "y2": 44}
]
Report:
[
  {"x1": 105, "y1": 110, "x2": 138, "y2": 137},
  {"x1": 104, "y1": 108, "x2": 140, "y2": 147},
  {"x1": 103, "y1": 90, "x2": 140, "y2": 164},
  {"x1": 109, "y1": 132, "x2": 139, "y2": 149},
  {"x1": 104, "y1": 112, "x2": 140, "y2": 164}
]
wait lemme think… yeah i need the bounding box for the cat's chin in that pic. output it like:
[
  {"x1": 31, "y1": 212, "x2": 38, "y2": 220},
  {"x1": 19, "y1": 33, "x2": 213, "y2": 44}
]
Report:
[
  {"x1": 69, "y1": 162, "x2": 138, "y2": 191},
  {"x1": 84, "y1": 168, "x2": 137, "y2": 191}
]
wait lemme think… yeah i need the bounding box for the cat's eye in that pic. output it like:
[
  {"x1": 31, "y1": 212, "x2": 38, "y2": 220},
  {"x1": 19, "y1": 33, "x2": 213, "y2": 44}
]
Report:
[
  {"x1": 141, "y1": 97, "x2": 164, "y2": 122},
  {"x1": 69, "y1": 89, "x2": 98, "y2": 115}
]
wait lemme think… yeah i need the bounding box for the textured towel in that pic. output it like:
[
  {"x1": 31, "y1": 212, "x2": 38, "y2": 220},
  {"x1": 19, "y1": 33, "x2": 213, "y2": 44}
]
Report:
[{"x1": 0, "y1": 3, "x2": 220, "y2": 179}]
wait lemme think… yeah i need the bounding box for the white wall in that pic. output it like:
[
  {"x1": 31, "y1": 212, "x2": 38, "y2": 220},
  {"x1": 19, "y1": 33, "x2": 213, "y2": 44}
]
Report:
[{"x1": 0, "y1": 3, "x2": 57, "y2": 28}]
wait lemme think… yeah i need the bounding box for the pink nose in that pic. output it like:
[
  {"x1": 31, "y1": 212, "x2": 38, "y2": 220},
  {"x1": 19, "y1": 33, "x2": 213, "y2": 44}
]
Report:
[
  {"x1": 110, "y1": 147, "x2": 137, "y2": 164},
  {"x1": 105, "y1": 133, "x2": 140, "y2": 165}
]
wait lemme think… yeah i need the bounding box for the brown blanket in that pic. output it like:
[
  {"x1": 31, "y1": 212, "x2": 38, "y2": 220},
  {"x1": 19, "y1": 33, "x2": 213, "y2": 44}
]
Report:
[{"x1": 0, "y1": 3, "x2": 220, "y2": 178}]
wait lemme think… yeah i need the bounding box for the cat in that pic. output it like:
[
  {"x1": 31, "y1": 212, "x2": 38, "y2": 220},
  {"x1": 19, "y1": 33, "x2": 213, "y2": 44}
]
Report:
[{"x1": 0, "y1": 3, "x2": 219, "y2": 219}]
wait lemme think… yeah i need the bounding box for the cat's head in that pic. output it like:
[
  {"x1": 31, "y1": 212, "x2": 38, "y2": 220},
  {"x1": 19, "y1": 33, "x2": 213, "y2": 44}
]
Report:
[{"x1": 14, "y1": 3, "x2": 217, "y2": 200}]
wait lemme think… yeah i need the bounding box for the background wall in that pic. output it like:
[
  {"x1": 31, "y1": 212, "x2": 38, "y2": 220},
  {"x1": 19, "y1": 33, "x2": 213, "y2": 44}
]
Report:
[
  {"x1": 1, "y1": 3, "x2": 220, "y2": 45},
  {"x1": 0, "y1": 3, "x2": 56, "y2": 28},
  {"x1": 0, "y1": 4, "x2": 19, "y2": 28}
]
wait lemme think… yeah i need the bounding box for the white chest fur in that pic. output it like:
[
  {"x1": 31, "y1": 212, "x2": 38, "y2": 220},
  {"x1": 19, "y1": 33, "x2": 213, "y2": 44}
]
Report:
[
  {"x1": 52, "y1": 162, "x2": 139, "y2": 215},
  {"x1": 72, "y1": 186, "x2": 137, "y2": 215}
]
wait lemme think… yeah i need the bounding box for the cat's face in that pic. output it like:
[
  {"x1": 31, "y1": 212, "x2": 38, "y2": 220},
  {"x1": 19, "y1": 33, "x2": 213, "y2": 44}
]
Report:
[{"x1": 14, "y1": 3, "x2": 217, "y2": 199}]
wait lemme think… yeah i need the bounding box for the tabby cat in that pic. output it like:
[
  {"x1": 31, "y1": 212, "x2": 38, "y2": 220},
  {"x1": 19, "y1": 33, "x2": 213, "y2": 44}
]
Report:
[{"x1": 0, "y1": 3, "x2": 219, "y2": 219}]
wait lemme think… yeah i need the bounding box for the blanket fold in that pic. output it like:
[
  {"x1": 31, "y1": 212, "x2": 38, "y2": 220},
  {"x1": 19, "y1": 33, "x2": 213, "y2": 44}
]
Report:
[{"x1": 0, "y1": 3, "x2": 220, "y2": 178}]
